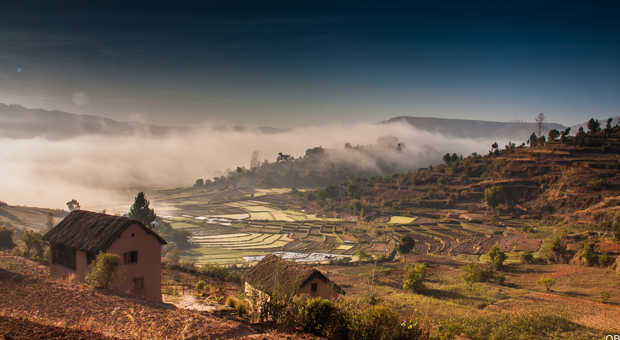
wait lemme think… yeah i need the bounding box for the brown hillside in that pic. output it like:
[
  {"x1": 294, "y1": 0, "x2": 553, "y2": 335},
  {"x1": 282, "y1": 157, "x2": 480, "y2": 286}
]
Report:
[{"x1": 0, "y1": 255, "x2": 314, "y2": 340}]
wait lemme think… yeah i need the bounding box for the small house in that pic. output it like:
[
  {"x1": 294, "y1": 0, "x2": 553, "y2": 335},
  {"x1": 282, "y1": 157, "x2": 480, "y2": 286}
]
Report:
[
  {"x1": 43, "y1": 210, "x2": 166, "y2": 301},
  {"x1": 244, "y1": 255, "x2": 343, "y2": 307}
]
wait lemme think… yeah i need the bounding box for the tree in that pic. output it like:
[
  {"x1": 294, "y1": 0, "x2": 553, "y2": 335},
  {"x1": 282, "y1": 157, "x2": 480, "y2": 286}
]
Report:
[
  {"x1": 560, "y1": 127, "x2": 571, "y2": 142},
  {"x1": 581, "y1": 242, "x2": 598, "y2": 266},
  {"x1": 402, "y1": 263, "x2": 427, "y2": 293},
  {"x1": 22, "y1": 231, "x2": 44, "y2": 259},
  {"x1": 587, "y1": 118, "x2": 600, "y2": 134},
  {"x1": 442, "y1": 153, "x2": 452, "y2": 164},
  {"x1": 277, "y1": 152, "x2": 292, "y2": 162},
  {"x1": 398, "y1": 235, "x2": 415, "y2": 254},
  {"x1": 537, "y1": 275, "x2": 556, "y2": 292},
  {"x1": 462, "y1": 262, "x2": 491, "y2": 286},
  {"x1": 547, "y1": 129, "x2": 560, "y2": 141},
  {"x1": 86, "y1": 253, "x2": 121, "y2": 289},
  {"x1": 488, "y1": 246, "x2": 507, "y2": 271},
  {"x1": 528, "y1": 132, "x2": 537, "y2": 147},
  {"x1": 66, "y1": 199, "x2": 80, "y2": 211},
  {"x1": 194, "y1": 178, "x2": 204, "y2": 187},
  {"x1": 536, "y1": 113, "x2": 546, "y2": 136},
  {"x1": 128, "y1": 192, "x2": 156, "y2": 227},
  {"x1": 491, "y1": 142, "x2": 498, "y2": 150},
  {"x1": 45, "y1": 212, "x2": 55, "y2": 232},
  {"x1": 484, "y1": 186, "x2": 501, "y2": 211},
  {"x1": 0, "y1": 225, "x2": 16, "y2": 250}
]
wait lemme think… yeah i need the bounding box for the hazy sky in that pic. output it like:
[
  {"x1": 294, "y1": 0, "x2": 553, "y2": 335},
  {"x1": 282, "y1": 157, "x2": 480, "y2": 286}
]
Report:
[{"x1": 1, "y1": 1, "x2": 619, "y2": 126}]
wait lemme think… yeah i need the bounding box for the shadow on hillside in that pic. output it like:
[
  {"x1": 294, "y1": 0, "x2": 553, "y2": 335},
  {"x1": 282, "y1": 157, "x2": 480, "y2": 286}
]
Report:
[
  {"x1": 0, "y1": 268, "x2": 25, "y2": 282},
  {"x1": 96, "y1": 289, "x2": 176, "y2": 310},
  {"x1": 422, "y1": 287, "x2": 487, "y2": 302}
]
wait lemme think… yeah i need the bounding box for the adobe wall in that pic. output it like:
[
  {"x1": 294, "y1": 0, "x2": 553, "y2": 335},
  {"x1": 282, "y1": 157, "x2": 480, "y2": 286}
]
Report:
[
  {"x1": 297, "y1": 277, "x2": 340, "y2": 300},
  {"x1": 49, "y1": 249, "x2": 88, "y2": 282},
  {"x1": 107, "y1": 223, "x2": 162, "y2": 302}
]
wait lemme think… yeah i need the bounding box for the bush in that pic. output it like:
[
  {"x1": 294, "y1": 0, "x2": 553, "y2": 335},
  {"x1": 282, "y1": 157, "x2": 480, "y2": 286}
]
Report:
[
  {"x1": 22, "y1": 231, "x2": 44, "y2": 260},
  {"x1": 487, "y1": 246, "x2": 507, "y2": 271},
  {"x1": 200, "y1": 264, "x2": 241, "y2": 283},
  {"x1": 0, "y1": 225, "x2": 16, "y2": 250},
  {"x1": 398, "y1": 235, "x2": 415, "y2": 254},
  {"x1": 402, "y1": 263, "x2": 427, "y2": 293},
  {"x1": 598, "y1": 253, "x2": 611, "y2": 267},
  {"x1": 483, "y1": 186, "x2": 501, "y2": 211},
  {"x1": 86, "y1": 253, "x2": 121, "y2": 289},
  {"x1": 581, "y1": 242, "x2": 598, "y2": 266},
  {"x1": 462, "y1": 263, "x2": 488, "y2": 285},
  {"x1": 195, "y1": 279, "x2": 214, "y2": 297},
  {"x1": 224, "y1": 295, "x2": 249, "y2": 316},
  {"x1": 299, "y1": 298, "x2": 341, "y2": 336},
  {"x1": 537, "y1": 275, "x2": 556, "y2": 292},
  {"x1": 600, "y1": 291, "x2": 610, "y2": 304},
  {"x1": 520, "y1": 252, "x2": 535, "y2": 264}
]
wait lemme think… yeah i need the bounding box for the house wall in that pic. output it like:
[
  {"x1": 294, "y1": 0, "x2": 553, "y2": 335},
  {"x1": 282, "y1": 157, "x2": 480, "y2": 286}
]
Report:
[
  {"x1": 298, "y1": 277, "x2": 340, "y2": 300},
  {"x1": 49, "y1": 248, "x2": 88, "y2": 281},
  {"x1": 107, "y1": 223, "x2": 163, "y2": 302}
]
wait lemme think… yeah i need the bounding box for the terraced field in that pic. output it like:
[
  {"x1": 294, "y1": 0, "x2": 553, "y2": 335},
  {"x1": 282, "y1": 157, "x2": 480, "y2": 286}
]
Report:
[{"x1": 152, "y1": 186, "x2": 542, "y2": 266}]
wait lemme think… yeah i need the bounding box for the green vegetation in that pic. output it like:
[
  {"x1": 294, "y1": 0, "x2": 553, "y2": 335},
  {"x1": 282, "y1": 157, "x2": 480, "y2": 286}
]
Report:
[
  {"x1": 0, "y1": 225, "x2": 16, "y2": 250},
  {"x1": 537, "y1": 275, "x2": 556, "y2": 292},
  {"x1": 128, "y1": 192, "x2": 156, "y2": 227},
  {"x1": 487, "y1": 246, "x2": 506, "y2": 271},
  {"x1": 433, "y1": 313, "x2": 596, "y2": 340},
  {"x1": 398, "y1": 235, "x2": 415, "y2": 254},
  {"x1": 402, "y1": 263, "x2": 428, "y2": 293},
  {"x1": 22, "y1": 230, "x2": 45, "y2": 261},
  {"x1": 86, "y1": 253, "x2": 121, "y2": 289}
]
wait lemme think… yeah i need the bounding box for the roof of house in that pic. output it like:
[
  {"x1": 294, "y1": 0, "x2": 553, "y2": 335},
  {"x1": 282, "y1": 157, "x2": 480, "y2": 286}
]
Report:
[
  {"x1": 244, "y1": 254, "x2": 343, "y2": 297},
  {"x1": 43, "y1": 210, "x2": 166, "y2": 254}
]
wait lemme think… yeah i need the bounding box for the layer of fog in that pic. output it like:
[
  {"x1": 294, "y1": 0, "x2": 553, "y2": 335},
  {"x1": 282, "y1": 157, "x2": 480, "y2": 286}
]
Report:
[{"x1": 0, "y1": 122, "x2": 507, "y2": 210}]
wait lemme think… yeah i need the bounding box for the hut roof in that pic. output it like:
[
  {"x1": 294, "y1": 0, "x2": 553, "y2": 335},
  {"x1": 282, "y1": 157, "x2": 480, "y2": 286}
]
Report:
[
  {"x1": 43, "y1": 210, "x2": 166, "y2": 254},
  {"x1": 244, "y1": 254, "x2": 343, "y2": 296}
]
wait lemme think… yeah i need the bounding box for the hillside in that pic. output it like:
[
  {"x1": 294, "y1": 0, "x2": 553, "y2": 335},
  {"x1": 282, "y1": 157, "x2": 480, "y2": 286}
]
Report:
[
  {"x1": 0, "y1": 255, "x2": 314, "y2": 339},
  {"x1": 298, "y1": 121, "x2": 620, "y2": 227},
  {"x1": 383, "y1": 116, "x2": 566, "y2": 141},
  {"x1": 0, "y1": 201, "x2": 66, "y2": 232}
]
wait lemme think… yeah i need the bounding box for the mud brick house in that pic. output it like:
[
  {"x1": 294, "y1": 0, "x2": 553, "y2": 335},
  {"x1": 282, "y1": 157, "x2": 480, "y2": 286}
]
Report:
[
  {"x1": 244, "y1": 255, "x2": 343, "y2": 311},
  {"x1": 43, "y1": 210, "x2": 166, "y2": 301}
]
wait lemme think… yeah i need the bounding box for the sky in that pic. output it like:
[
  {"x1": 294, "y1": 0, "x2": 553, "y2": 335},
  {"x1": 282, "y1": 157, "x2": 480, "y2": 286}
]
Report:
[{"x1": 1, "y1": 1, "x2": 619, "y2": 127}]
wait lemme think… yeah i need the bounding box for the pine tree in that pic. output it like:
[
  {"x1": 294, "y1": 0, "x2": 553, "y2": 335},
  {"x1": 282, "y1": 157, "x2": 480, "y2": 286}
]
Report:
[{"x1": 128, "y1": 192, "x2": 156, "y2": 228}]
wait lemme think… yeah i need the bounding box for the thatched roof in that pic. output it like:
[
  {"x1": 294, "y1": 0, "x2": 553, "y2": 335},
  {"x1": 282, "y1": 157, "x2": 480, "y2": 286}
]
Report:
[
  {"x1": 244, "y1": 254, "x2": 343, "y2": 297},
  {"x1": 43, "y1": 210, "x2": 166, "y2": 254}
]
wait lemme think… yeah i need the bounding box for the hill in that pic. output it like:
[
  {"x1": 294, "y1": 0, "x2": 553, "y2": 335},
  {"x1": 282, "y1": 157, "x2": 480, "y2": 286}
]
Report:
[
  {"x1": 0, "y1": 254, "x2": 314, "y2": 339},
  {"x1": 382, "y1": 116, "x2": 566, "y2": 140},
  {"x1": 0, "y1": 201, "x2": 66, "y2": 232},
  {"x1": 297, "y1": 120, "x2": 620, "y2": 227},
  {"x1": 0, "y1": 103, "x2": 174, "y2": 140}
]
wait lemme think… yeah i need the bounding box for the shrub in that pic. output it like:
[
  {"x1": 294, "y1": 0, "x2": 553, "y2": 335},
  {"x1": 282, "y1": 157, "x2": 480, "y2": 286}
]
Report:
[
  {"x1": 224, "y1": 295, "x2": 249, "y2": 316},
  {"x1": 200, "y1": 264, "x2": 241, "y2": 283},
  {"x1": 483, "y1": 186, "x2": 501, "y2": 211},
  {"x1": 22, "y1": 231, "x2": 44, "y2": 260},
  {"x1": 598, "y1": 253, "x2": 611, "y2": 267},
  {"x1": 462, "y1": 263, "x2": 488, "y2": 285},
  {"x1": 537, "y1": 275, "x2": 556, "y2": 292},
  {"x1": 487, "y1": 246, "x2": 507, "y2": 271},
  {"x1": 86, "y1": 253, "x2": 121, "y2": 289},
  {"x1": 341, "y1": 301, "x2": 400, "y2": 340},
  {"x1": 0, "y1": 225, "x2": 16, "y2": 250},
  {"x1": 398, "y1": 235, "x2": 415, "y2": 254},
  {"x1": 299, "y1": 298, "x2": 341, "y2": 336},
  {"x1": 581, "y1": 242, "x2": 598, "y2": 266},
  {"x1": 402, "y1": 263, "x2": 427, "y2": 293},
  {"x1": 520, "y1": 252, "x2": 535, "y2": 264},
  {"x1": 600, "y1": 291, "x2": 610, "y2": 304},
  {"x1": 195, "y1": 279, "x2": 214, "y2": 297}
]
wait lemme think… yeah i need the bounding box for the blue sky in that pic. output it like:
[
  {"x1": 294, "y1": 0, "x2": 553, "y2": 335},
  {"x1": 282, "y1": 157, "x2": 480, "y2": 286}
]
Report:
[{"x1": 1, "y1": 1, "x2": 619, "y2": 126}]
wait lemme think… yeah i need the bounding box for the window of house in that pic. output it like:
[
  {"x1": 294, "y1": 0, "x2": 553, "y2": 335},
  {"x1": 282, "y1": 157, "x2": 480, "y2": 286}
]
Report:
[
  {"x1": 311, "y1": 282, "x2": 318, "y2": 293},
  {"x1": 86, "y1": 252, "x2": 95, "y2": 265},
  {"x1": 133, "y1": 277, "x2": 144, "y2": 291},
  {"x1": 123, "y1": 251, "x2": 138, "y2": 264}
]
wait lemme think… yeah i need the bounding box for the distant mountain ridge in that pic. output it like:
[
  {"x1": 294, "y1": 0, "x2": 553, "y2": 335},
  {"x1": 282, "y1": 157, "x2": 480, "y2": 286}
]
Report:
[
  {"x1": 0, "y1": 103, "x2": 172, "y2": 140},
  {"x1": 382, "y1": 116, "x2": 566, "y2": 141}
]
